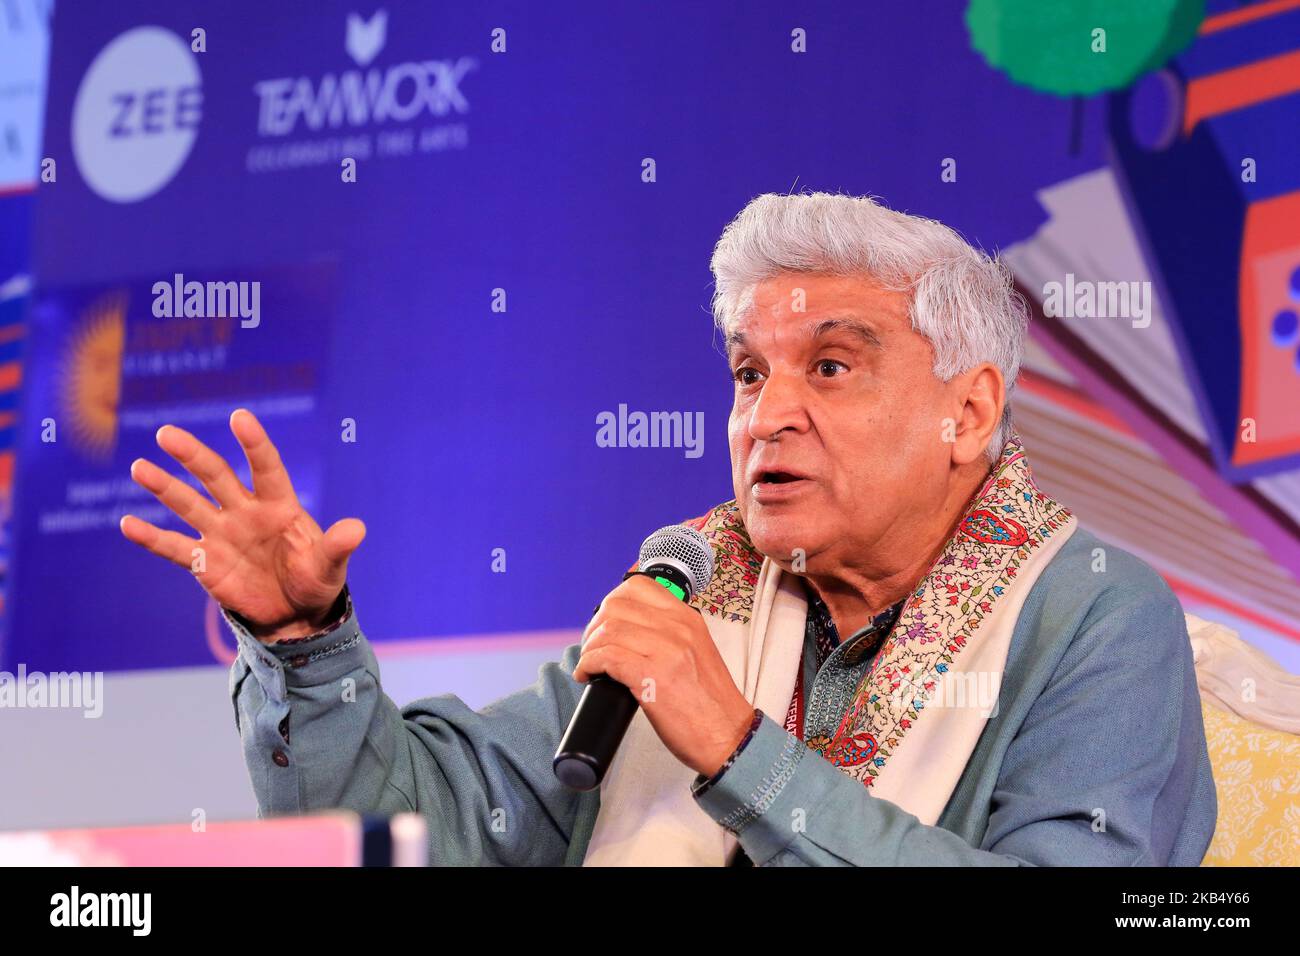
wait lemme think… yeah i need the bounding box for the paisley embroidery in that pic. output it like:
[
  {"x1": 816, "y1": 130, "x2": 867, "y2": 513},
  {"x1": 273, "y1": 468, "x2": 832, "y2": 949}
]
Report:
[
  {"x1": 680, "y1": 501, "x2": 763, "y2": 625},
  {"x1": 960, "y1": 509, "x2": 1029, "y2": 547},
  {"x1": 827, "y1": 731, "x2": 879, "y2": 768}
]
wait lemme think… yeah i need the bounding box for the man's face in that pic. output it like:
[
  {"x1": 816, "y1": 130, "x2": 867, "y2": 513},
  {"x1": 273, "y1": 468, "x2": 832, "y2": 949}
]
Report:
[{"x1": 726, "y1": 272, "x2": 957, "y2": 571}]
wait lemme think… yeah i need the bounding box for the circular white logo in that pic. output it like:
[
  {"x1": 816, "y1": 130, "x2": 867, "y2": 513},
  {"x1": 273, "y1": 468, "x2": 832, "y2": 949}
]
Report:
[{"x1": 72, "y1": 26, "x2": 202, "y2": 203}]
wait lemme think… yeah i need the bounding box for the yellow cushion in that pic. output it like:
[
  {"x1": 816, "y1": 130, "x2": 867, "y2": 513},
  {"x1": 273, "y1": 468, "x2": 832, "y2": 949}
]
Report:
[{"x1": 1200, "y1": 699, "x2": 1300, "y2": 866}]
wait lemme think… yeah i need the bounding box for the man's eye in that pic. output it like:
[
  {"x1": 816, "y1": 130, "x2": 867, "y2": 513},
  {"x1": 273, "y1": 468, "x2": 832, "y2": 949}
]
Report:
[
  {"x1": 734, "y1": 366, "x2": 763, "y2": 386},
  {"x1": 816, "y1": 359, "x2": 848, "y2": 377}
]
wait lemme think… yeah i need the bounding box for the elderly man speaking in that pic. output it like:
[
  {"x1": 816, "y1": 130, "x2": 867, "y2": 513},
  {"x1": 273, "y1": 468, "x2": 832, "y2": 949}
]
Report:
[{"x1": 121, "y1": 192, "x2": 1217, "y2": 866}]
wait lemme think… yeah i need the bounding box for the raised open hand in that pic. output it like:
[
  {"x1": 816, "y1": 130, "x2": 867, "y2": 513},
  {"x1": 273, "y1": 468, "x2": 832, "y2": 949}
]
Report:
[{"x1": 120, "y1": 408, "x2": 365, "y2": 643}]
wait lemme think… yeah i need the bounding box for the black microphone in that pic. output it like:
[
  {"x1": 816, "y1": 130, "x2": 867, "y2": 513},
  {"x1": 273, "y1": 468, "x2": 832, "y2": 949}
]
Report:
[{"x1": 552, "y1": 524, "x2": 716, "y2": 791}]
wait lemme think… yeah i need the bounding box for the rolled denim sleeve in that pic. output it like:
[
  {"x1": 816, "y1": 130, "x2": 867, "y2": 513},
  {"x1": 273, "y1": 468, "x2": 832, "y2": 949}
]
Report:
[
  {"x1": 227, "y1": 588, "x2": 589, "y2": 865},
  {"x1": 691, "y1": 582, "x2": 1216, "y2": 867}
]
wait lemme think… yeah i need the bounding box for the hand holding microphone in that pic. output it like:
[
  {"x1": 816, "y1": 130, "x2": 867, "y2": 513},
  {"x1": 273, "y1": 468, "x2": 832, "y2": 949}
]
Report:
[{"x1": 554, "y1": 525, "x2": 757, "y2": 789}]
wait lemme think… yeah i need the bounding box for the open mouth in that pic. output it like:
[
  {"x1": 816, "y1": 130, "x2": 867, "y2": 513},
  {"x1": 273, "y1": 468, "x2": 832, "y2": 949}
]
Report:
[{"x1": 751, "y1": 470, "x2": 813, "y2": 500}]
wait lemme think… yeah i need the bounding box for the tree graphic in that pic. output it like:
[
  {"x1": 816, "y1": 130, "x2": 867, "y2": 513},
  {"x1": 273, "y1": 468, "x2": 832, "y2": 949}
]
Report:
[{"x1": 966, "y1": 0, "x2": 1206, "y2": 152}]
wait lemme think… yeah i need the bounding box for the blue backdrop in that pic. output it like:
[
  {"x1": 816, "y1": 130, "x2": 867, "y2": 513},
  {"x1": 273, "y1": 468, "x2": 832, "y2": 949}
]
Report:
[{"x1": 7, "y1": 0, "x2": 1111, "y2": 672}]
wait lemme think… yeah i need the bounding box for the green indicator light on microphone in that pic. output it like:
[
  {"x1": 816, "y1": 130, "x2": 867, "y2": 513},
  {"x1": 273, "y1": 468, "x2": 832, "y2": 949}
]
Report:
[{"x1": 654, "y1": 576, "x2": 686, "y2": 601}]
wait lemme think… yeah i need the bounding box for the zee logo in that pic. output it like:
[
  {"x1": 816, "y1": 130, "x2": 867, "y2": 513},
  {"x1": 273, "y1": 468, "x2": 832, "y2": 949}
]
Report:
[
  {"x1": 108, "y1": 86, "x2": 202, "y2": 139},
  {"x1": 72, "y1": 27, "x2": 203, "y2": 203}
]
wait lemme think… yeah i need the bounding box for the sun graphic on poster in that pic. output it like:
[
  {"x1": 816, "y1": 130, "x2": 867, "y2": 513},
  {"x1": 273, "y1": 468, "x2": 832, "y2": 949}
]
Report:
[{"x1": 59, "y1": 291, "x2": 126, "y2": 461}]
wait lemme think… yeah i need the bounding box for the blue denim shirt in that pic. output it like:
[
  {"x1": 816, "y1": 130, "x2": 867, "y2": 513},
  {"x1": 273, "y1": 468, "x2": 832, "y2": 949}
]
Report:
[{"x1": 227, "y1": 526, "x2": 1217, "y2": 865}]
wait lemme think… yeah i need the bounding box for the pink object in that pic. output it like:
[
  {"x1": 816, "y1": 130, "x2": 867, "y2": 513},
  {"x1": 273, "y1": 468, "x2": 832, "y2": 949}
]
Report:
[{"x1": 0, "y1": 812, "x2": 364, "y2": 866}]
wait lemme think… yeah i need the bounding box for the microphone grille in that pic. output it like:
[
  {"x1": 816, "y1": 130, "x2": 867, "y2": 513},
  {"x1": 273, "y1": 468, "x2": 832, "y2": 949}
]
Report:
[{"x1": 638, "y1": 525, "x2": 715, "y2": 598}]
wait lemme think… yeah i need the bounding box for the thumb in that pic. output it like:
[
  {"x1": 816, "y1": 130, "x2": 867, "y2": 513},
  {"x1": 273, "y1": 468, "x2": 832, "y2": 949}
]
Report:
[{"x1": 322, "y1": 517, "x2": 366, "y2": 570}]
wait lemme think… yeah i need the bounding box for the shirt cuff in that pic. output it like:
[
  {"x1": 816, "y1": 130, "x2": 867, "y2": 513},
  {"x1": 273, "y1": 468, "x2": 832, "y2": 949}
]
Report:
[
  {"x1": 690, "y1": 708, "x2": 764, "y2": 798},
  {"x1": 691, "y1": 710, "x2": 846, "y2": 864},
  {"x1": 224, "y1": 586, "x2": 368, "y2": 695}
]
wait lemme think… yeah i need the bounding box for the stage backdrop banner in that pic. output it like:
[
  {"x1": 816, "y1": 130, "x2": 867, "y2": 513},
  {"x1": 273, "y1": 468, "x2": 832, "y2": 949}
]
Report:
[{"x1": 9, "y1": 0, "x2": 1107, "y2": 671}]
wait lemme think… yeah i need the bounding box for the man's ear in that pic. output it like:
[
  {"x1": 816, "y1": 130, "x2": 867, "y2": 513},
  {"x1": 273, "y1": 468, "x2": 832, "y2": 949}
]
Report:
[{"x1": 950, "y1": 363, "x2": 1004, "y2": 466}]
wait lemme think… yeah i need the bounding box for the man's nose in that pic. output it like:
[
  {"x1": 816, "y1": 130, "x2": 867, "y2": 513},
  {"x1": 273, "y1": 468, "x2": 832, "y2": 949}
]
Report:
[{"x1": 747, "y1": 370, "x2": 810, "y2": 441}]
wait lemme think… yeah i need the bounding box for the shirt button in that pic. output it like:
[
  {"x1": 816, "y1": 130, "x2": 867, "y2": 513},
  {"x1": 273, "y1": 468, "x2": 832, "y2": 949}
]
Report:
[
  {"x1": 278, "y1": 716, "x2": 290, "y2": 743},
  {"x1": 272, "y1": 749, "x2": 289, "y2": 767},
  {"x1": 289, "y1": 654, "x2": 309, "y2": 669}
]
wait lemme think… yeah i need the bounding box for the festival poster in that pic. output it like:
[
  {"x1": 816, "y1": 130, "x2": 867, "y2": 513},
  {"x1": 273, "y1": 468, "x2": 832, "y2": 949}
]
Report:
[{"x1": 4, "y1": 260, "x2": 337, "y2": 672}]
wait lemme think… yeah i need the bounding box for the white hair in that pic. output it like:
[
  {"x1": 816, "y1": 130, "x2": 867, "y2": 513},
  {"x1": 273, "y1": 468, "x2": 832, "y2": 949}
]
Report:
[{"x1": 709, "y1": 191, "x2": 1028, "y2": 461}]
